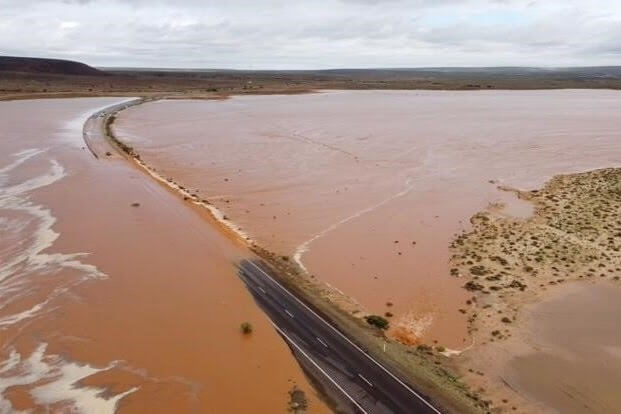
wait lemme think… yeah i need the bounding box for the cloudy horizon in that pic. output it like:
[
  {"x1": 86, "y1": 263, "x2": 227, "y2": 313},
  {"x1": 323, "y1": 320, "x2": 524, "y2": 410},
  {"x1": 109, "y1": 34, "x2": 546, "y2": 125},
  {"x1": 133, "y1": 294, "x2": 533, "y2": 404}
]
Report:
[{"x1": 1, "y1": 0, "x2": 621, "y2": 69}]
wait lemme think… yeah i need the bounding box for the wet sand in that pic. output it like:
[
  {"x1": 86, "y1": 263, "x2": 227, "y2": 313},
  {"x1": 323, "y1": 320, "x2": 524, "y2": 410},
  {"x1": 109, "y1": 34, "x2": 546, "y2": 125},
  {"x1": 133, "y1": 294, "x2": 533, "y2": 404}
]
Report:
[
  {"x1": 506, "y1": 282, "x2": 621, "y2": 413},
  {"x1": 0, "y1": 99, "x2": 329, "y2": 412},
  {"x1": 450, "y1": 161, "x2": 621, "y2": 412},
  {"x1": 457, "y1": 281, "x2": 621, "y2": 413},
  {"x1": 115, "y1": 89, "x2": 621, "y2": 349}
]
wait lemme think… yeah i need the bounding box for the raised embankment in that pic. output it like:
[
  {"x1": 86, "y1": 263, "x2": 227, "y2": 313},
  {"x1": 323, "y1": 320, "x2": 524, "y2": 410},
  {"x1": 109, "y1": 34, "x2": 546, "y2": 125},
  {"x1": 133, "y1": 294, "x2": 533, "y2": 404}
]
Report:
[{"x1": 84, "y1": 99, "x2": 487, "y2": 414}]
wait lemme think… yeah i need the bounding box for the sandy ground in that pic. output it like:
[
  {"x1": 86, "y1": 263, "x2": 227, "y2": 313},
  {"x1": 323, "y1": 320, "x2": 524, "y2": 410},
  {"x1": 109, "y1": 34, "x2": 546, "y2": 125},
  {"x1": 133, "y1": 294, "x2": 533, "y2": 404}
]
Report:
[
  {"x1": 450, "y1": 166, "x2": 621, "y2": 413},
  {"x1": 508, "y1": 282, "x2": 621, "y2": 413},
  {"x1": 0, "y1": 98, "x2": 330, "y2": 413},
  {"x1": 455, "y1": 280, "x2": 621, "y2": 414}
]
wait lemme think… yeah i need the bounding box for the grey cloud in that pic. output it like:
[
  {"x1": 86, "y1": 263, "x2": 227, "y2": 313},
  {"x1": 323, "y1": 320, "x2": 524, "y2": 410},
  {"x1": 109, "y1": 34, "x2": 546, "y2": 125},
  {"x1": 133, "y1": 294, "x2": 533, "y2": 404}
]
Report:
[{"x1": 0, "y1": 0, "x2": 620, "y2": 68}]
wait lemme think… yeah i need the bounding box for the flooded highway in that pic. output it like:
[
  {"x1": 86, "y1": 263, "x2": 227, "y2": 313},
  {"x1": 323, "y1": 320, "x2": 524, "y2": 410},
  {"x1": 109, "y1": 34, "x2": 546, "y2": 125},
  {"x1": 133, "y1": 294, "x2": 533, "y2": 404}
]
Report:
[
  {"x1": 0, "y1": 98, "x2": 329, "y2": 413},
  {"x1": 115, "y1": 89, "x2": 621, "y2": 349}
]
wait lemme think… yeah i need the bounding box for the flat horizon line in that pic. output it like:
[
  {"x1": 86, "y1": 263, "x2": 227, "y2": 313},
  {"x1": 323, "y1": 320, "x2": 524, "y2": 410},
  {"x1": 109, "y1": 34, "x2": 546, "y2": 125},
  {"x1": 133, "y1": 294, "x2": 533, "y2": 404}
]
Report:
[{"x1": 98, "y1": 65, "x2": 621, "y2": 72}]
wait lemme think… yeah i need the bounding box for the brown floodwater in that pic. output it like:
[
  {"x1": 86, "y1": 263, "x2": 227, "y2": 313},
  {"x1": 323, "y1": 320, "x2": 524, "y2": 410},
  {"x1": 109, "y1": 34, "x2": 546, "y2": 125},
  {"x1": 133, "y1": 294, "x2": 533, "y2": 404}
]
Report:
[
  {"x1": 115, "y1": 89, "x2": 621, "y2": 349},
  {"x1": 0, "y1": 98, "x2": 329, "y2": 413},
  {"x1": 504, "y1": 282, "x2": 621, "y2": 413}
]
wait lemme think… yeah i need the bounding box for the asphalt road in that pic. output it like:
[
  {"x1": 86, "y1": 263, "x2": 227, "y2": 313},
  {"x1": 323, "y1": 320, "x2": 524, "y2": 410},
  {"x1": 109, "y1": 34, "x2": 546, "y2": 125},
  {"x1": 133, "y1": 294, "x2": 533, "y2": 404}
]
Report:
[
  {"x1": 238, "y1": 259, "x2": 443, "y2": 414},
  {"x1": 82, "y1": 98, "x2": 144, "y2": 158},
  {"x1": 82, "y1": 100, "x2": 443, "y2": 413}
]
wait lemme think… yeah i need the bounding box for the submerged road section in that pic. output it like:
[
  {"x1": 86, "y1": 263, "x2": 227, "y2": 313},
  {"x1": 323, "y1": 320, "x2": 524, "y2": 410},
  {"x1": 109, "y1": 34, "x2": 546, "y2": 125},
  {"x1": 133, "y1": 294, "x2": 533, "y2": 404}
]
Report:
[
  {"x1": 82, "y1": 97, "x2": 145, "y2": 158},
  {"x1": 238, "y1": 259, "x2": 442, "y2": 414}
]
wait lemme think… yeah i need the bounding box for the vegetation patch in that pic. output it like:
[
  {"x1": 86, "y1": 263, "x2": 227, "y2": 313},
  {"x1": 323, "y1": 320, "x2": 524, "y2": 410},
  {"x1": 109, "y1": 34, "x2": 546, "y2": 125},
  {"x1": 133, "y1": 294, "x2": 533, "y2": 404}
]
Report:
[
  {"x1": 240, "y1": 322, "x2": 253, "y2": 335},
  {"x1": 287, "y1": 386, "x2": 308, "y2": 413},
  {"x1": 365, "y1": 314, "x2": 390, "y2": 330},
  {"x1": 451, "y1": 168, "x2": 621, "y2": 340}
]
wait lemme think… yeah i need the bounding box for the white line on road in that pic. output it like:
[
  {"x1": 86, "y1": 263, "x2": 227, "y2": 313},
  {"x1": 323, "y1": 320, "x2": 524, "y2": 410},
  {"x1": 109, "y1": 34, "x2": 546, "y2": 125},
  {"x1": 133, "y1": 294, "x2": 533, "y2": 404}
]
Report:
[
  {"x1": 358, "y1": 373, "x2": 374, "y2": 387},
  {"x1": 259, "y1": 287, "x2": 267, "y2": 294},
  {"x1": 316, "y1": 337, "x2": 329, "y2": 348},
  {"x1": 285, "y1": 309, "x2": 295, "y2": 318},
  {"x1": 270, "y1": 322, "x2": 369, "y2": 414},
  {"x1": 246, "y1": 260, "x2": 442, "y2": 414}
]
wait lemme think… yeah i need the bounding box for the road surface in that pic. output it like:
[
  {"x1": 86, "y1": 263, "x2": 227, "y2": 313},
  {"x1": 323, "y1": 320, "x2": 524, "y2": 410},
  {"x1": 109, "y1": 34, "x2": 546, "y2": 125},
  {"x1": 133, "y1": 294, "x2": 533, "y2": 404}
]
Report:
[
  {"x1": 82, "y1": 99, "x2": 444, "y2": 414},
  {"x1": 238, "y1": 259, "x2": 443, "y2": 414},
  {"x1": 82, "y1": 98, "x2": 144, "y2": 158}
]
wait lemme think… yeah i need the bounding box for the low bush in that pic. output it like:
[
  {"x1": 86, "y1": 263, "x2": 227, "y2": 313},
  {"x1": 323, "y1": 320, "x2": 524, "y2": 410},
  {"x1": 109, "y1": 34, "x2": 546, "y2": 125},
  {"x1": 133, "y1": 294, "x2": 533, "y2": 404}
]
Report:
[
  {"x1": 240, "y1": 322, "x2": 253, "y2": 334},
  {"x1": 365, "y1": 315, "x2": 389, "y2": 330}
]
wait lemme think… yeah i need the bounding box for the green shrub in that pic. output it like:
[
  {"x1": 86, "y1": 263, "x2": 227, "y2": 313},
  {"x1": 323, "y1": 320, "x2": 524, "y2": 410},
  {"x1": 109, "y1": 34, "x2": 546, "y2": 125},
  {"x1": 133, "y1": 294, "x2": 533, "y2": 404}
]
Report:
[
  {"x1": 240, "y1": 322, "x2": 253, "y2": 334},
  {"x1": 365, "y1": 315, "x2": 389, "y2": 330}
]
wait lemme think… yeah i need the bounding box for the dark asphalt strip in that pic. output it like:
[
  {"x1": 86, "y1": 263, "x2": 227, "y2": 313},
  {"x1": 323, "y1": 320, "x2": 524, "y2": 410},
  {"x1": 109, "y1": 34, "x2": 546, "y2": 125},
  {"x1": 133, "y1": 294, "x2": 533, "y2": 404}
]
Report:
[{"x1": 238, "y1": 259, "x2": 442, "y2": 414}]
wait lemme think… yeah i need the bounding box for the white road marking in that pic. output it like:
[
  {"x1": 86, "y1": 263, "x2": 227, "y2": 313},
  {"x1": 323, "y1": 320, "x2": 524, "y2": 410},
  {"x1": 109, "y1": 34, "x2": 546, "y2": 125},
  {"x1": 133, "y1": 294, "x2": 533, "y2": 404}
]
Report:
[
  {"x1": 358, "y1": 373, "x2": 373, "y2": 387},
  {"x1": 317, "y1": 337, "x2": 329, "y2": 348},
  {"x1": 285, "y1": 309, "x2": 295, "y2": 318},
  {"x1": 271, "y1": 322, "x2": 369, "y2": 414},
  {"x1": 246, "y1": 260, "x2": 442, "y2": 414},
  {"x1": 259, "y1": 287, "x2": 267, "y2": 294}
]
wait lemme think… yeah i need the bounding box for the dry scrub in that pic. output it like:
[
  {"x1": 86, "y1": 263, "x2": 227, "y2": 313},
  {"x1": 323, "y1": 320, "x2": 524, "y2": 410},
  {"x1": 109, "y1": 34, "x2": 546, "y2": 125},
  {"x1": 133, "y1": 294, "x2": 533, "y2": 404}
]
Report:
[{"x1": 451, "y1": 168, "x2": 621, "y2": 344}]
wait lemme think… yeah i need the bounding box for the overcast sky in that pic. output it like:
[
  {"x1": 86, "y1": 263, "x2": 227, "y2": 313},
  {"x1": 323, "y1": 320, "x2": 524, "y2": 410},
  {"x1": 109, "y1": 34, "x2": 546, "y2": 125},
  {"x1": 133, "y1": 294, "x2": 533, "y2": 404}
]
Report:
[{"x1": 1, "y1": 0, "x2": 620, "y2": 69}]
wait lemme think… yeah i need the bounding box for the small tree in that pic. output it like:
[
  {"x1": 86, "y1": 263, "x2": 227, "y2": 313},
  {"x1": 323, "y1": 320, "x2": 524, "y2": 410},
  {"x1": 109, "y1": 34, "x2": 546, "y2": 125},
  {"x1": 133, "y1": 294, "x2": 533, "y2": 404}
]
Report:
[
  {"x1": 365, "y1": 315, "x2": 389, "y2": 330},
  {"x1": 240, "y1": 322, "x2": 253, "y2": 334}
]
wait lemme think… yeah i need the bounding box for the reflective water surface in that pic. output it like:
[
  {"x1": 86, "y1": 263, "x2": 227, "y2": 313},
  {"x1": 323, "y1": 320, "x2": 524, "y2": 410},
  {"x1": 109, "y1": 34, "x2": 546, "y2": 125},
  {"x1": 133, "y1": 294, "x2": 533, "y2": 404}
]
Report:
[
  {"x1": 506, "y1": 282, "x2": 621, "y2": 413},
  {"x1": 117, "y1": 90, "x2": 621, "y2": 348},
  {"x1": 0, "y1": 98, "x2": 329, "y2": 413}
]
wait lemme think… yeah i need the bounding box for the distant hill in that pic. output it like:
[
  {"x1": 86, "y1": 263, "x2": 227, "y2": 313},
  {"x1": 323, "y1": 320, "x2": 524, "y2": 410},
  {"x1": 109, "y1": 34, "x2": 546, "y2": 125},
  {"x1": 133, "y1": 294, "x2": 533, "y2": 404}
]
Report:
[
  {"x1": 3, "y1": 56, "x2": 621, "y2": 97},
  {"x1": 0, "y1": 56, "x2": 104, "y2": 76}
]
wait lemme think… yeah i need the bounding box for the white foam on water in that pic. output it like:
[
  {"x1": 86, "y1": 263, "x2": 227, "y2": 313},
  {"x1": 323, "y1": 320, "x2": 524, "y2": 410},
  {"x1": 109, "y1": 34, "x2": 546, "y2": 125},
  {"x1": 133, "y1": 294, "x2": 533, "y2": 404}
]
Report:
[
  {"x1": 0, "y1": 296, "x2": 55, "y2": 328},
  {"x1": 0, "y1": 148, "x2": 44, "y2": 176},
  {"x1": 0, "y1": 149, "x2": 106, "y2": 327},
  {"x1": 60, "y1": 98, "x2": 138, "y2": 149},
  {"x1": 293, "y1": 175, "x2": 416, "y2": 273},
  {"x1": 0, "y1": 343, "x2": 137, "y2": 413},
  {"x1": 439, "y1": 337, "x2": 476, "y2": 357},
  {"x1": 0, "y1": 106, "x2": 139, "y2": 414}
]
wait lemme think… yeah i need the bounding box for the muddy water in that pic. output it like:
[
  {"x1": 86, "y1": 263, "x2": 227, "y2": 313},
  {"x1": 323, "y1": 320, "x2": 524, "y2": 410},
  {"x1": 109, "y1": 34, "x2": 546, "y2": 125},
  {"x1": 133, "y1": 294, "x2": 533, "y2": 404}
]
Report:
[
  {"x1": 115, "y1": 90, "x2": 621, "y2": 348},
  {"x1": 505, "y1": 283, "x2": 621, "y2": 413},
  {"x1": 0, "y1": 99, "x2": 329, "y2": 413}
]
